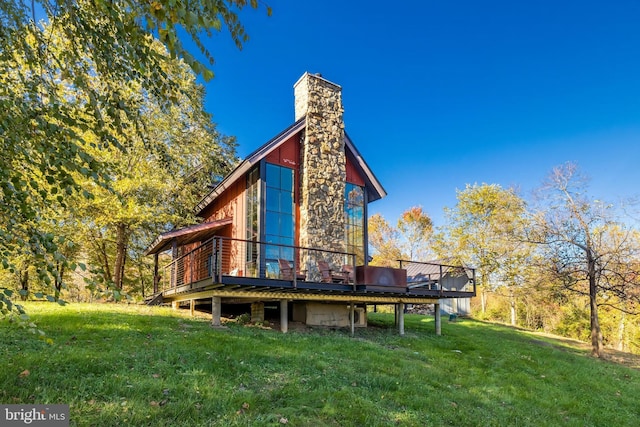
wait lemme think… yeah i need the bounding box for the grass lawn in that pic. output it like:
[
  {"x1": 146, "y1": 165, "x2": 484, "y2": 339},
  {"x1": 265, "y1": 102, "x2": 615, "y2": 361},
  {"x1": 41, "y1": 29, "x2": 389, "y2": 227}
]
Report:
[{"x1": 1, "y1": 302, "x2": 639, "y2": 426}]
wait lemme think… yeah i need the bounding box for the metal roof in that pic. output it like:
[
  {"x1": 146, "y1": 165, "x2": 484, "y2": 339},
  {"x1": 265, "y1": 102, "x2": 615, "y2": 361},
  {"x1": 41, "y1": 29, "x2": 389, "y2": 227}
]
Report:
[{"x1": 144, "y1": 218, "x2": 232, "y2": 255}]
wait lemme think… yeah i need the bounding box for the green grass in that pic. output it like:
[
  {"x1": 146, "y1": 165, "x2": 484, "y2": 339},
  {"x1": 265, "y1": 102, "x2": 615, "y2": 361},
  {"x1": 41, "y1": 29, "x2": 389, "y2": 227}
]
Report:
[{"x1": 1, "y1": 303, "x2": 639, "y2": 426}]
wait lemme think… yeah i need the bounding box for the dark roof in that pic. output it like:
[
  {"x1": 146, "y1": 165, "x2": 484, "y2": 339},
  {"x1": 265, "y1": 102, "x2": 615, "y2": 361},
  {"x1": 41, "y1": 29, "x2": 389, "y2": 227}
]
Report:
[
  {"x1": 405, "y1": 260, "x2": 472, "y2": 283},
  {"x1": 144, "y1": 218, "x2": 232, "y2": 255},
  {"x1": 195, "y1": 118, "x2": 386, "y2": 216}
]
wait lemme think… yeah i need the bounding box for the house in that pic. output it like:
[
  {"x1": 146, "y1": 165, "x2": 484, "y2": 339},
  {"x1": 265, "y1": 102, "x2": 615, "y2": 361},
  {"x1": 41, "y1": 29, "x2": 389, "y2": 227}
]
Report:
[{"x1": 145, "y1": 72, "x2": 475, "y2": 334}]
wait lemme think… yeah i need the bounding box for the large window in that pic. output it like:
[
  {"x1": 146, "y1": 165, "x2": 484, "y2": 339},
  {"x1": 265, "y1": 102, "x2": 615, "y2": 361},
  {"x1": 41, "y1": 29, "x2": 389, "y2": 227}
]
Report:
[
  {"x1": 345, "y1": 183, "x2": 365, "y2": 264},
  {"x1": 265, "y1": 163, "x2": 295, "y2": 271},
  {"x1": 245, "y1": 167, "x2": 260, "y2": 276}
]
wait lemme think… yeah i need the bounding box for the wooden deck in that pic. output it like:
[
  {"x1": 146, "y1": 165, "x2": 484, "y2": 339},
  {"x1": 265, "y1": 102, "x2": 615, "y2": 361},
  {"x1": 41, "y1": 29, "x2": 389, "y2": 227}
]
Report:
[
  {"x1": 156, "y1": 274, "x2": 474, "y2": 305},
  {"x1": 151, "y1": 236, "x2": 476, "y2": 305}
]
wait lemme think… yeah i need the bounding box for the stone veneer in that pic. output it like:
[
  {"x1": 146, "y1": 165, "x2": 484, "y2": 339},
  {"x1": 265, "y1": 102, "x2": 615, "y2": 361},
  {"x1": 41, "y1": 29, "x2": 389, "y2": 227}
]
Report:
[{"x1": 294, "y1": 73, "x2": 346, "y2": 255}]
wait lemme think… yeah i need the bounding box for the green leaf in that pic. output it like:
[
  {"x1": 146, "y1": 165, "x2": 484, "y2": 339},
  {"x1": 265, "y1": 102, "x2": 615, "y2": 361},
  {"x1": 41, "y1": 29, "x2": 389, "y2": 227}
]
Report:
[{"x1": 203, "y1": 68, "x2": 214, "y2": 82}]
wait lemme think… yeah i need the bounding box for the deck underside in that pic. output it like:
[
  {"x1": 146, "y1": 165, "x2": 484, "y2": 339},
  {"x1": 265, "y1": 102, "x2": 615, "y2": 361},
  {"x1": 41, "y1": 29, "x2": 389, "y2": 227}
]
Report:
[{"x1": 157, "y1": 275, "x2": 474, "y2": 304}]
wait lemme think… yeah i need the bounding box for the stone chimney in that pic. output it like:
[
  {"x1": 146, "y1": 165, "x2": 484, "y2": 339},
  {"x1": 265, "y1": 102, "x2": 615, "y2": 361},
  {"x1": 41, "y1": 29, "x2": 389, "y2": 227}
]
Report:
[{"x1": 294, "y1": 72, "x2": 346, "y2": 255}]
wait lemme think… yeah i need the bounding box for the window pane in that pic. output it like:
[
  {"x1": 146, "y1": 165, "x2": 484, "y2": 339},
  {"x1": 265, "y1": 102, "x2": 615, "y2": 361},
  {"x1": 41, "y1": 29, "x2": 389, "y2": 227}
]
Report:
[
  {"x1": 266, "y1": 163, "x2": 280, "y2": 188},
  {"x1": 281, "y1": 214, "x2": 294, "y2": 237},
  {"x1": 281, "y1": 246, "x2": 294, "y2": 261},
  {"x1": 266, "y1": 211, "x2": 279, "y2": 235},
  {"x1": 266, "y1": 187, "x2": 280, "y2": 212},
  {"x1": 265, "y1": 239, "x2": 280, "y2": 259},
  {"x1": 281, "y1": 191, "x2": 293, "y2": 214},
  {"x1": 281, "y1": 167, "x2": 293, "y2": 191}
]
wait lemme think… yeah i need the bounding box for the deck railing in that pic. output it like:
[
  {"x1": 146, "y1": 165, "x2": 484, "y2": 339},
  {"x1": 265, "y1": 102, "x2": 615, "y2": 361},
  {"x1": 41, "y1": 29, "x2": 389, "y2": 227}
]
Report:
[
  {"x1": 399, "y1": 260, "x2": 476, "y2": 294},
  {"x1": 161, "y1": 236, "x2": 358, "y2": 292}
]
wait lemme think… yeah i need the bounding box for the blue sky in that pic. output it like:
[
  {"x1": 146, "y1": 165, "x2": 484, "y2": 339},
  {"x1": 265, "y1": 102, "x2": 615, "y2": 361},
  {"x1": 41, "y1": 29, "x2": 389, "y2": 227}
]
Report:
[{"x1": 198, "y1": 0, "x2": 640, "y2": 226}]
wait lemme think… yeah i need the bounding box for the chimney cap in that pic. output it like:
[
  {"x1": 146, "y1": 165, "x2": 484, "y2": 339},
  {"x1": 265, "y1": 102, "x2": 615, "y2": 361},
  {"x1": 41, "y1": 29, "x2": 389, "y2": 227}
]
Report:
[{"x1": 293, "y1": 72, "x2": 342, "y2": 91}]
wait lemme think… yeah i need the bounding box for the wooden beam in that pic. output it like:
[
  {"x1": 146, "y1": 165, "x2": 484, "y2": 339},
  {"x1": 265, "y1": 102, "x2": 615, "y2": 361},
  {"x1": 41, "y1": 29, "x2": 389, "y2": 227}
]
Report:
[
  {"x1": 164, "y1": 289, "x2": 439, "y2": 305},
  {"x1": 398, "y1": 303, "x2": 405, "y2": 336},
  {"x1": 435, "y1": 302, "x2": 441, "y2": 336}
]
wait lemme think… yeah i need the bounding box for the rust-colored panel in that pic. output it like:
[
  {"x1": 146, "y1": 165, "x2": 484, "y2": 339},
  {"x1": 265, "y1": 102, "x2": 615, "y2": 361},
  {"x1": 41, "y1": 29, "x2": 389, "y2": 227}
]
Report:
[
  {"x1": 346, "y1": 155, "x2": 366, "y2": 186},
  {"x1": 356, "y1": 265, "x2": 407, "y2": 287},
  {"x1": 265, "y1": 134, "x2": 300, "y2": 168}
]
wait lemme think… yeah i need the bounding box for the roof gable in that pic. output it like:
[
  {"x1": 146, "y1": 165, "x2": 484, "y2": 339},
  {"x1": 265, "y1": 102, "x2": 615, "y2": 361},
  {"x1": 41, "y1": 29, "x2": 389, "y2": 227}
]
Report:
[{"x1": 195, "y1": 118, "x2": 386, "y2": 216}]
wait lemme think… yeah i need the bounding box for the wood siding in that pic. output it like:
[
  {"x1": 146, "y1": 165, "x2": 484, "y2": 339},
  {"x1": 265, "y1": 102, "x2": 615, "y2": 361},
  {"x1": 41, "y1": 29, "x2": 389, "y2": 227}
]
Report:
[
  {"x1": 346, "y1": 153, "x2": 366, "y2": 186},
  {"x1": 201, "y1": 179, "x2": 245, "y2": 240},
  {"x1": 265, "y1": 134, "x2": 300, "y2": 168}
]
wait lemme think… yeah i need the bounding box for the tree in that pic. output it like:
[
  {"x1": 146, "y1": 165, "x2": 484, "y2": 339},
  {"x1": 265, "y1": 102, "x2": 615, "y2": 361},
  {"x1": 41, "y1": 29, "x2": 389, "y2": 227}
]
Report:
[
  {"x1": 397, "y1": 206, "x2": 433, "y2": 261},
  {"x1": 368, "y1": 213, "x2": 403, "y2": 267},
  {"x1": 530, "y1": 162, "x2": 640, "y2": 357},
  {"x1": 368, "y1": 207, "x2": 434, "y2": 267},
  {"x1": 438, "y1": 183, "x2": 530, "y2": 323},
  {"x1": 1, "y1": 0, "x2": 264, "y2": 317},
  {"x1": 72, "y1": 41, "x2": 237, "y2": 292}
]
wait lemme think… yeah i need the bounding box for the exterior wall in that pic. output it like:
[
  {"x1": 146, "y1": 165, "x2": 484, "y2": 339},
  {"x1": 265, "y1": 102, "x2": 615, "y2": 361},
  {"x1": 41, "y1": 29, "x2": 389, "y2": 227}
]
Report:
[
  {"x1": 293, "y1": 302, "x2": 367, "y2": 327},
  {"x1": 345, "y1": 154, "x2": 366, "y2": 187},
  {"x1": 295, "y1": 73, "x2": 346, "y2": 255},
  {"x1": 265, "y1": 134, "x2": 300, "y2": 169},
  {"x1": 199, "y1": 179, "x2": 246, "y2": 274},
  {"x1": 201, "y1": 179, "x2": 245, "y2": 241},
  {"x1": 440, "y1": 298, "x2": 471, "y2": 316}
]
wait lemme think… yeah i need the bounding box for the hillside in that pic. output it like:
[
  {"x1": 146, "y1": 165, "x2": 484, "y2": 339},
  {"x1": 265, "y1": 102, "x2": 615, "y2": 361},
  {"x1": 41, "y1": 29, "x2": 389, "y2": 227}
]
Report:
[{"x1": 1, "y1": 303, "x2": 638, "y2": 426}]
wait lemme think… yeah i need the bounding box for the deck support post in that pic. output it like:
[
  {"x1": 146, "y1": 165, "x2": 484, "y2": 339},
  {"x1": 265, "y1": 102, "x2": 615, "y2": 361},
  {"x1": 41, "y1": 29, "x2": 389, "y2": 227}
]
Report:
[
  {"x1": 280, "y1": 300, "x2": 288, "y2": 333},
  {"x1": 251, "y1": 302, "x2": 264, "y2": 323},
  {"x1": 394, "y1": 304, "x2": 399, "y2": 327},
  {"x1": 398, "y1": 302, "x2": 405, "y2": 336},
  {"x1": 211, "y1": 296, "x2": 221, "y2": 327},
  {"x1": 435, "y1": 302, "x2": 442, "y2": 336},
  {"x1": 350, "y1": 302, "x2": 355, "y2": 337},
  {"x1": 190, "y1": 299, "x2": 195, "y2": 317},
  {"x1": 171, "y1": 301, "x2": 178, "y2": 310}
]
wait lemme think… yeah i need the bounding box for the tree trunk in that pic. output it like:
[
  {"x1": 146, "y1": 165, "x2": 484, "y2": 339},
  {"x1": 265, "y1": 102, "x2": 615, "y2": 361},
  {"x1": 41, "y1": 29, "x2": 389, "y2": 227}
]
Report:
[
  {"x1": 94, "y1": 230, "x2": 112, "y2": 284},
  {"x1": 54, "y1": 261, "x2": 65, "y2": 298},
  {"x1": 509, "y1": 289, "x2": 517, "y2": 326},
  {"x1": 480, "y1": 285, "x2": 487, "y2": 314},
  {"x1": 19, "y1": 268, "x2": 29, "y2": 301},
  {"x1": 587, "y1": 250, "x2": 603, "y2": 358},
  {"x1": 617, "y1": 310, "x2": 626, "y2": 352},
  {"x1": 113, "y1": 223, "x2": 129, "y2": 290}
]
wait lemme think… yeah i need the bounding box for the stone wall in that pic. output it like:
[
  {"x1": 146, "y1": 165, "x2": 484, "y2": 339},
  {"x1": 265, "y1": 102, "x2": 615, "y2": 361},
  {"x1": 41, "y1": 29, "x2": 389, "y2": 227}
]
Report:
[{"x1": 295, "y1": 73, "x2": 346, "y2": 259}]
